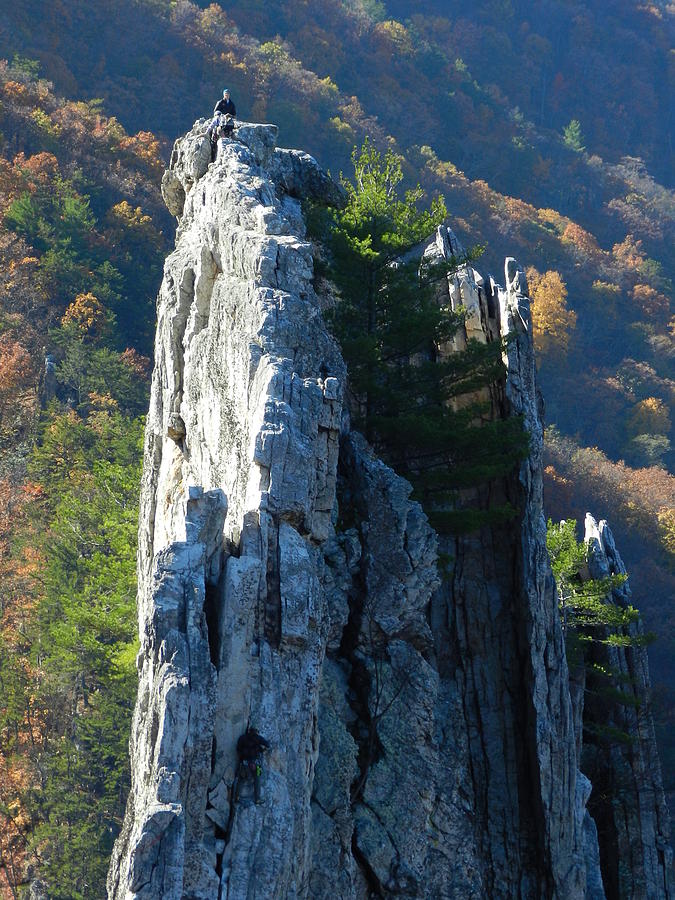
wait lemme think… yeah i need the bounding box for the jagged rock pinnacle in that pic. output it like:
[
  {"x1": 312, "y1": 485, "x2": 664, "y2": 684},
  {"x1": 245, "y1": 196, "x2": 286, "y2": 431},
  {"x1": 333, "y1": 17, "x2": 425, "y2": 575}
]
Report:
[{"x1": 108, "y1": 122, "x2": 670, "y2": 900}]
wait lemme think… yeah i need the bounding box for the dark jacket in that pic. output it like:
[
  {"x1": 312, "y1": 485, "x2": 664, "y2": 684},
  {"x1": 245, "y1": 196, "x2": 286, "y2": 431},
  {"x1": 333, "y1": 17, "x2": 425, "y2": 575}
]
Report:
[
  {"x1": 214, "y1": 97, "x2": 236, "y2": 117},
  {"x1": 236, "y1": 728, "x2": 270, "y2": 760}
]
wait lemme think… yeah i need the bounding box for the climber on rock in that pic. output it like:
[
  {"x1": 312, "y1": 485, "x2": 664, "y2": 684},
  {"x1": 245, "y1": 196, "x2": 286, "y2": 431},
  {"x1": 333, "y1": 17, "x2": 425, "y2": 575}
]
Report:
[
  {"x1": 214, "y1": 88, "x2": 236, "y2": 118},
  {"x1": 234, "y1": 726, "x2": 270, "y2": 805},
  {"x1": 208, "y1": 89, "x2": 237, "y2": 158}
]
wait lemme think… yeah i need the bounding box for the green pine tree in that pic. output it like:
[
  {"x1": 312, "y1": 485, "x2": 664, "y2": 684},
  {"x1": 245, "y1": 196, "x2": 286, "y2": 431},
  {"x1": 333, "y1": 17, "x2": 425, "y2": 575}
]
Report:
[
  {"x1": 547, "y1": 520, "x2": 654, "y2": 749},
  {"x1": 312, "y1": 140, "x2": 529, "y2": 532},
  {"x1": 563, "y1": 118, "x2": 585, "y2": 153},
  {"x1": 11, "y1": 409, "x2": 143, "y2": 899}
]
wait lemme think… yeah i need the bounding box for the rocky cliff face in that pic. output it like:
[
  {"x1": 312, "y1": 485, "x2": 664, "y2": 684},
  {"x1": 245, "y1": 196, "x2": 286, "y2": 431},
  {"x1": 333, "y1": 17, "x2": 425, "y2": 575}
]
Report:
[{"x1": 108, "y1": 122, "x2": 671, "y2": 899}]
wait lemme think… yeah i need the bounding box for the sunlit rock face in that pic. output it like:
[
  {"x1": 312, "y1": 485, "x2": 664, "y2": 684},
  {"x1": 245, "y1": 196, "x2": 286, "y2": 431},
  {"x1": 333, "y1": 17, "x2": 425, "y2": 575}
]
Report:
[
  {"x1": 108, "y1": 122, "x2": 670, "y2": 900},
  {"x1": 109, "y1": 120, "x2": 347, "y2": 900}
]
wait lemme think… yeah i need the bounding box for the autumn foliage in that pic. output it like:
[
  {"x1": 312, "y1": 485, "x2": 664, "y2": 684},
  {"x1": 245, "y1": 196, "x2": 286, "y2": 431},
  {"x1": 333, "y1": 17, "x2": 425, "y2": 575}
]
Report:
[
  {"x1": 0, "y1": 59, "x2": 164, "y2": 897},
  {"x1": 61, "y1": 293, "x2": 112, "y2": 340},
  {"x1": 0, "y1": 336, "x2": 32, "y2": 397},
  {"x1": 0, "y1": 0, "x2": 672, "y2": 887},
  {"x1": 527, "y1": 268, "x2": 577, "y2": 357},
  {"x1": 626, "y1": 397, "x2": 672, "y2": 438}
]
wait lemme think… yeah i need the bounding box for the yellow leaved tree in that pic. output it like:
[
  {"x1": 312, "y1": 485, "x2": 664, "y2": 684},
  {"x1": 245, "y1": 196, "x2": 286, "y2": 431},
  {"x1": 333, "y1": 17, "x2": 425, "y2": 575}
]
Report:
[
  {"x1": 626, "y1": 397, "x2": 671, "y2": 437},
  {"x1": 61, "y1": 293, "x2": 113, "y2": 341},
  {"x1": 527, "y1": 268, "x2": 577, "y2": 358}
]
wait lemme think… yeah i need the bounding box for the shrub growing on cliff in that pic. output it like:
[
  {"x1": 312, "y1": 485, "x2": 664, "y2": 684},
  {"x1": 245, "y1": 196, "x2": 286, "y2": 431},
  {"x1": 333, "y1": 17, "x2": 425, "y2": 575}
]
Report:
[
  {"x1": 546, "y1": 518, "x2": 655, "y2": 746},
  {"x1": 312, "y1": 140, "x2": 529, "y2": 532},
  {"x1": 547, "y1": 518, "x2": 634, "y2": 644}
]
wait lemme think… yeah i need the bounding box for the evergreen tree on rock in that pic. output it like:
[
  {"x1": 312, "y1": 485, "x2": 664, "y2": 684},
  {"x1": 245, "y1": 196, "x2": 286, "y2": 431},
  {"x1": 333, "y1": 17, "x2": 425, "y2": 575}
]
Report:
[{"x1": 313, "y1": 140, "x2": 529, "y2": 533}]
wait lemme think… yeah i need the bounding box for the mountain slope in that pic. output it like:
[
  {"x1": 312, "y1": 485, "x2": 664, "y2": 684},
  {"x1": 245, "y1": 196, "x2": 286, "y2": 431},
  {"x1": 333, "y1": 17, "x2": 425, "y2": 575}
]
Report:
[
  {"x1": 0, "y1": 62, "x2": 168, "y2": 897},
  {"x1": 0, "y1": 0, "x2": 673, "y2": 873}
]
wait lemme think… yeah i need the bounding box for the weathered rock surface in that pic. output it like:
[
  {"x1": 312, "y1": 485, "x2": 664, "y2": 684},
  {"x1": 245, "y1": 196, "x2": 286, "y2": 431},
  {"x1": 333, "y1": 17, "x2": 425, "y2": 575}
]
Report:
[
  {"x1": 339, "y1": 231, "x2": 590, "y2": 896},
  {"x1": 109, "y1": 122, "x2": 671, "y2": 899},
  {"x1": 109, "y1": 121, "x2": 347, "y2": 900}
]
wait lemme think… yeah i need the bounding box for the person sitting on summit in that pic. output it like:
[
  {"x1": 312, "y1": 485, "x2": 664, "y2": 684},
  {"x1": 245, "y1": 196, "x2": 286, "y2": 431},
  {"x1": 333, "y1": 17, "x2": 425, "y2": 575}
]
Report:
[
  {"x1": 214, "y1": 88, "x2": 236, "y2": 118},
  {"x1": 208, "y1": 88, "x2": 237, "y2": 158}
]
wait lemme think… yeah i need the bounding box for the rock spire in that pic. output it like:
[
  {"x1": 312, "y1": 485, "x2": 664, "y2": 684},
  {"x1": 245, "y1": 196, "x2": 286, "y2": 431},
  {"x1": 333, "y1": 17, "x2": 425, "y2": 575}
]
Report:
[{"x1": 108, "y1": 121, "x2": 671, "y2": 900}]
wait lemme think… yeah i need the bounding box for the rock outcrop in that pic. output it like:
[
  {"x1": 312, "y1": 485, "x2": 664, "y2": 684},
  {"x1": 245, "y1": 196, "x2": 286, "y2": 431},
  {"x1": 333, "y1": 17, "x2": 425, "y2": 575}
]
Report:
[
  {"x1": 580, "y1": 516, "x2": 672, "y2": 899},
  {"x1": 109, "y1": 119, "x2": 346, "y2": 899},
  {"x1": 109, "y1": 121, "x2": 671, "y2": 899}
]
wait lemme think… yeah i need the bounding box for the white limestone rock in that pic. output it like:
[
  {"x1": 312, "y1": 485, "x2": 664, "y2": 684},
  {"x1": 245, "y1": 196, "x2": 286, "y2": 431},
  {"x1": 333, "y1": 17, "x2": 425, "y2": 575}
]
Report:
[
  {"x1": 109, "y1": 121, "x2": 347, "y2": 900},
  {"x1": 574, "y1": 772, "x2": 606, "y2": 900},
  {"x1": 269, "y1": 147, "x2": 347, "y2": 207}
]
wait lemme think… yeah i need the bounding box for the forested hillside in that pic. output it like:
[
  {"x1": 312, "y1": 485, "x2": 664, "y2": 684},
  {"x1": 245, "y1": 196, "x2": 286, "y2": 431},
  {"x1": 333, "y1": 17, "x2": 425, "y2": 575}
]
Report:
[
  {"x1": 0, "y1": 62, "x2": 168, "y2": 895},
  {"x1": 0, "y1": 0, "x2": 673, "y2": 893}
]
